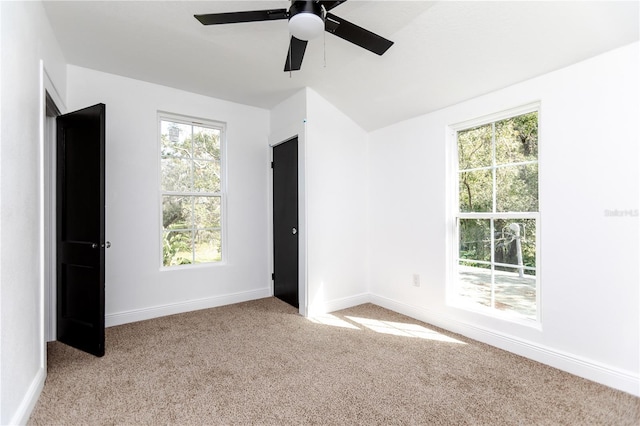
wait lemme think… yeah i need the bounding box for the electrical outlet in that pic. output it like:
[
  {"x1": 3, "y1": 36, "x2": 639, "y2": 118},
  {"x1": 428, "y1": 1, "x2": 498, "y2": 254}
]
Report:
[{"x1": 412, "y1": 274, "x2": 420, "y2": 287}]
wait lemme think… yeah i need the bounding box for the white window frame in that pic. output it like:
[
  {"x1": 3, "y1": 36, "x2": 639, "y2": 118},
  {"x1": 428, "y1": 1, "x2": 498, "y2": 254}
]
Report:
[
  {"x1": 448, "y1": 103, "x2": 541, "y2": 326},
  {"x1": 158, "y1": 111, "x2": 227, "y2": 269}
]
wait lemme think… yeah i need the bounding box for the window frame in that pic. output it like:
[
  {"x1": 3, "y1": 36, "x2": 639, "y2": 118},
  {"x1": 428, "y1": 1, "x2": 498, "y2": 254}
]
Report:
[
  {"x1": 158, "y1": 111, "x2": 227, "y2": 269},
  {"x1": 448, "y1": 103, "x2": 541, "y2": 326}
]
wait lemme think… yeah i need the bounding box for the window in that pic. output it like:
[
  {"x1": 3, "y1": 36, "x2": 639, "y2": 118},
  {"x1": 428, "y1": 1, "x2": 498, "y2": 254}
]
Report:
[
  {"x1": 452, "y1": 108, "x2": 539, "y2": 322},
  {"x1": 159, "y1": 113, "x2": 224, "y2": 267}
]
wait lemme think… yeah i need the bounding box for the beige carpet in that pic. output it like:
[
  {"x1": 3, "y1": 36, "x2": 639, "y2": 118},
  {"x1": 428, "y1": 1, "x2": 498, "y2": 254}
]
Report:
[{"x1": 29, "y1": 297, "x2": 639, "y2": 425}]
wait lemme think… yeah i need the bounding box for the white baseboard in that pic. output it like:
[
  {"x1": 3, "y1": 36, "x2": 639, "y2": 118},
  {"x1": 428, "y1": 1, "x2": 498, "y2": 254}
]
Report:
[
  {"x1": 370, "y1": 294, "x2": 640, "y2": 397},
  {"x1": 105, "y1": 288, "x2": 271, "y2": 327},
  {"x1": 308, "y1": 293, "x2": 370, "y2": 317},
  {"x1": 10, "y1": 367, "x2": 45, "y2": 426}
]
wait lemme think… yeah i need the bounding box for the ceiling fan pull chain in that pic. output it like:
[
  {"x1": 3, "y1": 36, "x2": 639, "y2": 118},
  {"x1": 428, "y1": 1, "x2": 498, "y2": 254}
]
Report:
[
  {"x1": 322, "y1": 4, "x2": 327, "y2": 68},
  {"x1": 323, "y1": 25, "x2": 327, "y2": 68}
]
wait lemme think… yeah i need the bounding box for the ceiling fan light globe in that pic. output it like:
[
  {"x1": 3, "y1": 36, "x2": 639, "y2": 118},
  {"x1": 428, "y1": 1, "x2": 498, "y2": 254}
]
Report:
[{"x1": 288, "y1": 12, "x2": 324, "y2": 40}]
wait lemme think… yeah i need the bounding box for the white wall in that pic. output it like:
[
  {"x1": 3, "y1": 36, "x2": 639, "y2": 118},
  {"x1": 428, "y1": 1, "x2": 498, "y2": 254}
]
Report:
[
  {"x1": 368, "y1": 42, "x2": 639, "y2": 395},
  {"x1": 270, "y1": 88, "x2": 307, "y2": 138},
  {"x1": 66, "y1": 66, "x2": 271, "y2": 326},
  {"x1": 0, "y1": 1, "x2": 67, "y2": 424},
  {"x1": 269, "y1": 88, "x2": 309, "y2": 314},
  {"x1": 269, "y1": 88, "x2": 369, "y2": 316},
  {"x1": 304, "y1": 89, "x2": 369, "y2": 314}
]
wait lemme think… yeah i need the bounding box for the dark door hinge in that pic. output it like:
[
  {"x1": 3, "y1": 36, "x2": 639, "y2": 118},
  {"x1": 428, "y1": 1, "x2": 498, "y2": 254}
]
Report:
[
  {"x1": 271, "y1": 273, "x2": 275, "y2": 280},
  {"x1": 271, "y1": 161, "x2": 274, "y2": 169}
]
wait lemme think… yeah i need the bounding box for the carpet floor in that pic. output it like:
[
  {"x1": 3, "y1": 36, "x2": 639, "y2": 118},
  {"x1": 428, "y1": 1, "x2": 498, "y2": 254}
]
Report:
[{"x1": 28, "y1": 297, "x2": 639, "y2": 425}]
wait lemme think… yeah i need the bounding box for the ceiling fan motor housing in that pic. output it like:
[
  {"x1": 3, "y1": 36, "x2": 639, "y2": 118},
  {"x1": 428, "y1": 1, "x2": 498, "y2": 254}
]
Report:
[{"x1": 288, "y1": 1, "x2": 324, "y2": 40}]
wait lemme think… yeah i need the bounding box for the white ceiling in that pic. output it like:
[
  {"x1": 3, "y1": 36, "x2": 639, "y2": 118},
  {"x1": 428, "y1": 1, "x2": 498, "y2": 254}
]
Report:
[{"x1": 43, "y1": 1, "x2": 639, "y2": 131}]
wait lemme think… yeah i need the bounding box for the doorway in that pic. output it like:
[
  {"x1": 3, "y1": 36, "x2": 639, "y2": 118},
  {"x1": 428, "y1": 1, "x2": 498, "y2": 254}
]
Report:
[
  {"x1": 272, "y1": 137, "x2": 299, "y2": 308},
  {"x1": 44, "y1": 92, "x2": 60, "y2": 343}
]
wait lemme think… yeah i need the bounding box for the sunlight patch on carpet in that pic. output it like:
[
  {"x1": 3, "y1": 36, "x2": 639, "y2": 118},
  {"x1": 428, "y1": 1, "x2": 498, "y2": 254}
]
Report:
[
  {"x1": 345, "y1": 316, "x2": 466, "y2": 344},
  {"x1": 307, "y1": 314, "x2": 360, "y2": 329}
]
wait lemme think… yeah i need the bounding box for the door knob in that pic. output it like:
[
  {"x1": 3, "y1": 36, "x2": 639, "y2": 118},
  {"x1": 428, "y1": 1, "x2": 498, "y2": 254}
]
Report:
[
  {"x1": 102, "y1": 241, "x2": 111, "y2": 248},
  {"x1": 91, "y1": 243, "x2": 98, "y2": 249},
  {"x1": 292, "y1": 228, "x2": 297, "y2": 235}
]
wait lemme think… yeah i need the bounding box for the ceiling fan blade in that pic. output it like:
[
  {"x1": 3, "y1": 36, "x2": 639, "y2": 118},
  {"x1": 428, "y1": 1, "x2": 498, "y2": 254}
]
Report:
[
  {"x1": 319, "y1": 1, "x2": 347, "y2": 12},
  {"x1": 195, "y1": 9, "x2": 288, "y2": 25},
  {"x1": 284, "y1": 36, "x2": 308, "y2": 72},
  {"x1": 325, "y1": 12, "x2": 393, "y2": 56}
]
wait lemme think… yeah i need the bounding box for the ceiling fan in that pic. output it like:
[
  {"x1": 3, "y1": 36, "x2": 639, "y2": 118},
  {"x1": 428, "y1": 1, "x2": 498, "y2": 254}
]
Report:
[{"x1": 194, "y1": 0, "x2": 394, "y2": 72}]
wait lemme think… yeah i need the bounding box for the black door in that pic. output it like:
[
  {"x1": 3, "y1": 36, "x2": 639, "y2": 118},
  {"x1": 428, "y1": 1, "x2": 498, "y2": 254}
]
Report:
[
  {"x1": 273, "y1": 138, "x2": 299, "y2": 308},
  {"x1": 56, "y1": 103, "x2": 106, "y2": 357}
]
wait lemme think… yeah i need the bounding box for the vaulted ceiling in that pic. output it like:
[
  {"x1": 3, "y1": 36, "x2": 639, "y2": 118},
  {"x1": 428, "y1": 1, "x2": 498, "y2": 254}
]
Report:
[{"x1": 43, "y1": 1, "x2": 639, "y2": 131}]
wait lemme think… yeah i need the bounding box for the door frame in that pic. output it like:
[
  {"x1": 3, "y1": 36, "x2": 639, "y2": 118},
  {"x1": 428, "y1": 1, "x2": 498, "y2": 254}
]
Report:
[
  {"x1": 40, "y1": 61, "x2": 67, "y2": 346},
  {"x1": 268, "y1": 124, "x2": 307, "y2": 316}
]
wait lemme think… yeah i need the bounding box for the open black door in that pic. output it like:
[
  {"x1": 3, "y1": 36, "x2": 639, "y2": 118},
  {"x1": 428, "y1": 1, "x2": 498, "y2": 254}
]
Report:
[
  {"x1": 56, "y1": 103, "x2": 106, "y2": 357},
  {"x1": 272, "y1": 138, "x2": 299, "y2": 308}
]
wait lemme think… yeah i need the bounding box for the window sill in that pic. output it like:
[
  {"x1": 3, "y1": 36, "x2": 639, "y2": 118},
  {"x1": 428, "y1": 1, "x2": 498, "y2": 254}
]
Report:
[
  {"x1": 160, "y1": 260, "x2": 227, "y2": 272},
  {"x1": 449, "y1": 297, "x2": 542, "y2": 330}
]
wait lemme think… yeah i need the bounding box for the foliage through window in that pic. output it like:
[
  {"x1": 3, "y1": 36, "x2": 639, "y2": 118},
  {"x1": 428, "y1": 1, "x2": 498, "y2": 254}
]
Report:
[
  {"x1": 454, "y1": 109, "x2": 539, "y2": 321},
  {"x1": 160, "y1": 114, "x2": 224, "y2": 267}
]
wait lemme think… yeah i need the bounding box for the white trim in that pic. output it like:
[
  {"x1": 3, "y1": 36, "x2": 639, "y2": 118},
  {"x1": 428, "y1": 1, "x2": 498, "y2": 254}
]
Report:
[
  {"x1": 9, "y1": 367, "x2": 46, "y2": 426},
  {"x1": 460, "y1": 159, "x2": 538, "y2": 173},
  {"x1": 457, "y1": 212, "x2": 539, "y2": 219},
  {"x1": 42, "y1": 67, "x2": 66, "y2": 114},
  {"x1": 38, "y1": 60, "x2": 46, "y2": 372},
  {"x1": 448, "y1": 296, "x2": 542, "y2": 330},
  {"x1": 450, "y1": 101, "x2": 540, "y2": 131},
  {"x1": 311, "y1": 293, "x2": 371, "y2": 316},
  {"x1": 455, "y1": 259, "x2": 537, "y2": 272},
  {"x1": 41, "y1": 64, "x2": 65, "y2": 344},
  {"x1": 370, "y1": 294, "x2": 640, "y2": 396},
  {"x1": 105, "y1": 288, "x2": 271, "y2": 327}
]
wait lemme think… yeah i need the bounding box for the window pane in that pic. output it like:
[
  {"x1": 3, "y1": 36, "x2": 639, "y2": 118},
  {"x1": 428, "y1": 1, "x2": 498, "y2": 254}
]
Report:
[
  {"x1": 162, "y1": 196, "x2": 192, "y2": 230},
  {"x1": 459, "y1": 170, "x2": 492, "y2": 212},
  {"x1": 494, "y1": 266, "x2": 536, "y2": 320},
  {"x1": 163, "y1": 230, "x2": 193, "y2": 266},
  {"x1": 457, "y1": 261, "x2": 491, "y2": 308},
  {"x1": 194, "y1": 196, "x2": 221, "y2": 229},
  {"x1": 496, "y1": 164, "x2": 538, "y2": 212},
  {"x1": 192, "y1": 126, "x2": 220, "y2": 161},
  {"x1": 495, "y1": 112, "x2": 538, "y2": 165},
  {"x1": 194, "y1": 229, "x2": 222, "y2": 263},
  {"x1": 455, "y1": 110, "x2": 538, "y2": 320},
  {"x1": 160, "y1": 116, "x2": 224, "y2": 267},
  {"x1": 160, "y1": 121, "x2": 192, "y2": 158},
  {"x1": 459, "y1": 219, "x2": 491, "y2": 262},
  {"x1": 161, "y1": 157, "x2": 191, "y2": 192},
  {"x1": 457, "y1": 124, "x2": 492, "y2": 170},
  {"x1": 494, "y1": 219, "x2": 536, "y2": 270},
  {"x1": 193, "y1": 159, "x2": 221, "y2": 192}
]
